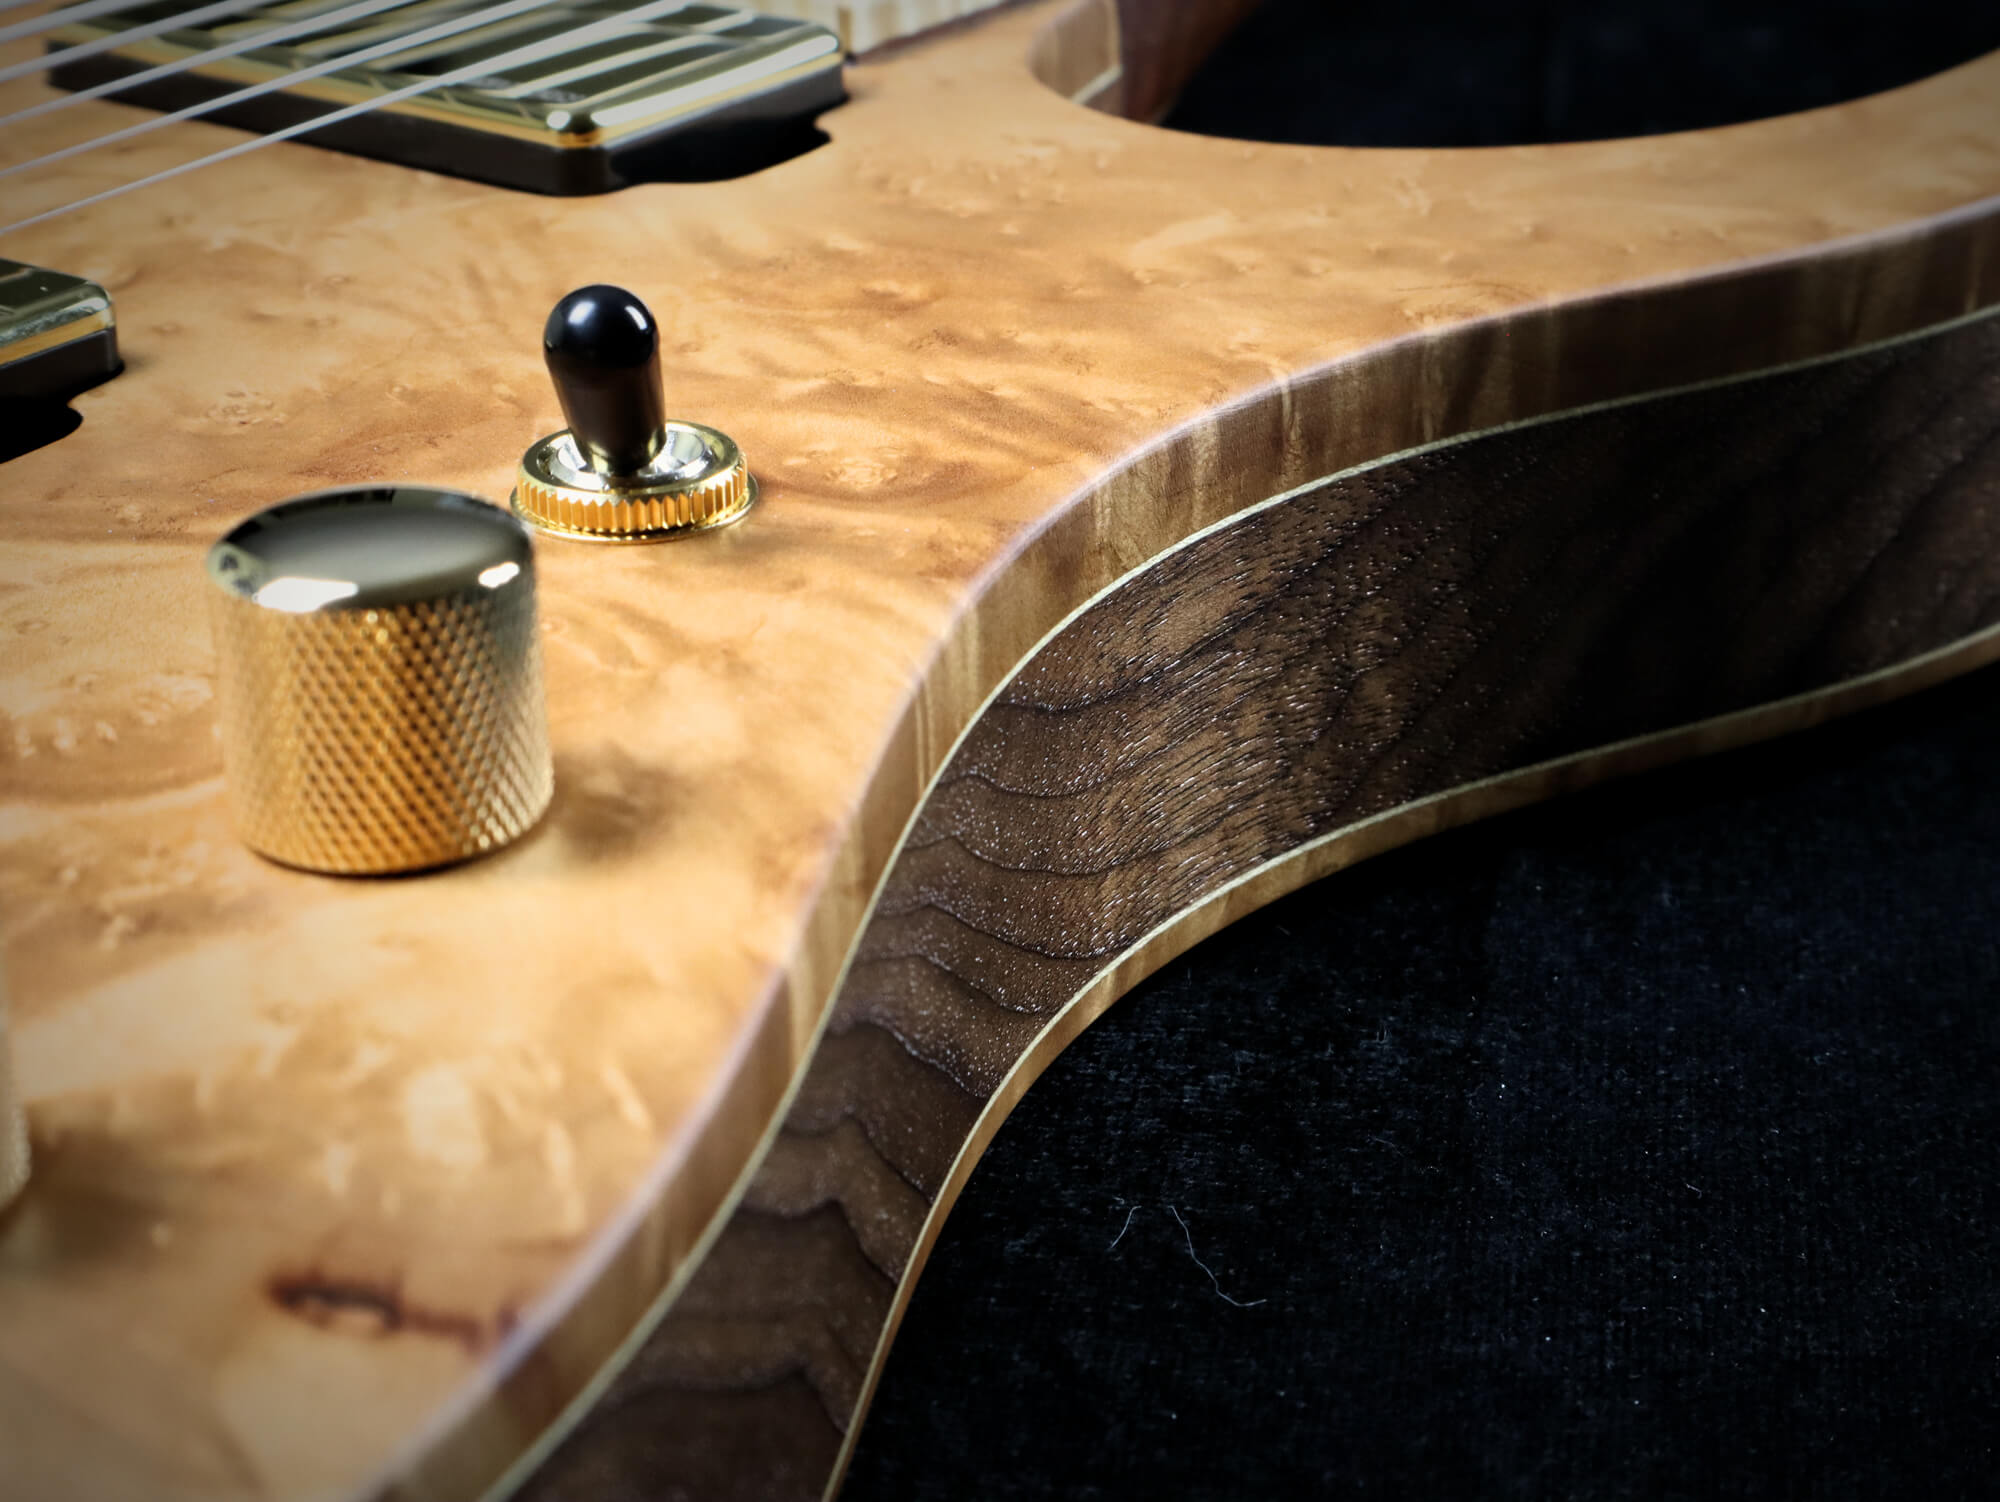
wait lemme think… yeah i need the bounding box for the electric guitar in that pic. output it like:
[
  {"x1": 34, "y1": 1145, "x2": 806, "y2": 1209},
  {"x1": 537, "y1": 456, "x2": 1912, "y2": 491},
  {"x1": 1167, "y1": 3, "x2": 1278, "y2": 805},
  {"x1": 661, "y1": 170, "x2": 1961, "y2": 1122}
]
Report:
[{"x1": 3, "y1": 2, "x2": 1999, "y2": 1499}]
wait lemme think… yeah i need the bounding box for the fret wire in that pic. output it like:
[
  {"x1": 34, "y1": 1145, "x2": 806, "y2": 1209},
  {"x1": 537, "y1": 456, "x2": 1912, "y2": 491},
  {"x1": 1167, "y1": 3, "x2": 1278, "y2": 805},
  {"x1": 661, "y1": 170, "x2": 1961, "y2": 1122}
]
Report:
[
  {"x1": 0, "y1": 0, "x2": 295, "y2": 88},
  {"x1": 0, "y1": 0, "x2": 565, "y2": 184},
  {"x1": 0, "y1": 0, "x2": 717, "y2": 236},
  {"x1": 0, "y1": 0, "x2": 423, "y2": 124},
  {"x1": 0, "y1": 0, "x2": 217, "y2": 47}
]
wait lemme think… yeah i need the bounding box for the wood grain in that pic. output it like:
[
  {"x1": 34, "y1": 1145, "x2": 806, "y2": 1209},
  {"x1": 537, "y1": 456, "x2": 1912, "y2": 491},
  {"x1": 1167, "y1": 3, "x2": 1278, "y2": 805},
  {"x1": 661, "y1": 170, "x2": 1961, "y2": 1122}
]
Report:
[
  {"x1": 510, "y1": 308, "x2": 2000, "y2": 1502},
  {"x1": 1, "y1": 1, "x2": 1999, "y2": 1498}
]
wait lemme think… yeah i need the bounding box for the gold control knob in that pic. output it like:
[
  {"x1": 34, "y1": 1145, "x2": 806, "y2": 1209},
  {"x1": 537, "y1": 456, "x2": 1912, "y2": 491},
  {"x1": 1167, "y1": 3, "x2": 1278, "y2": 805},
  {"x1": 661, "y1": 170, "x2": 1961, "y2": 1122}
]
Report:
[
  {"x1": 206, "y1": 487, "x2": 554, "y2": 875},
  {"x1": 512, "y1": 284, "x2": 755, "y2": 541}
]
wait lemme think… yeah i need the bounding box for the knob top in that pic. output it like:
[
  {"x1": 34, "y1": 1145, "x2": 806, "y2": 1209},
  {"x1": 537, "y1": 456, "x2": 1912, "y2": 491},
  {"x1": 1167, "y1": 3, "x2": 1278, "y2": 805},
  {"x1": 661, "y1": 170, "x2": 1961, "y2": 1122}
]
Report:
[
  {"x1": 208, "y1": 485, "x2": 531, "y2": 611},
  {"x1": 543, "y1": 284, "x2": 666, "y2": 477}
]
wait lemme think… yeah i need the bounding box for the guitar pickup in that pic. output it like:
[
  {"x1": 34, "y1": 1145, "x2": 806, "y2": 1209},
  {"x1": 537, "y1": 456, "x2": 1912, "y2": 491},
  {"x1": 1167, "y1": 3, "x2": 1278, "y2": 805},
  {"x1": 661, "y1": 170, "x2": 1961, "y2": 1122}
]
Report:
[
  {"x1": 0, "y1": 259, "x2": 120, "y2": 405},
  {"x1": 45, "y1": 1, "x2": 846, "y2": 194}
]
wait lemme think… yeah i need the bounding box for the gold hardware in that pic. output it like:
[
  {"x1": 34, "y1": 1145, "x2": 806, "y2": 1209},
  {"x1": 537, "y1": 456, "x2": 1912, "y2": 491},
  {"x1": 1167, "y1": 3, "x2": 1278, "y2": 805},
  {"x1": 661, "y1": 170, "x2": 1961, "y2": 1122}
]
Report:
[
  {"x1": 514, "y1": 421, "x2": 755, "y2": 541},
  {"x1": 206, "y1": 487, "x2": 553, "y2": 875},
  {"x1": 512, "y1": 284, "x2": 756, "y2": 542}
]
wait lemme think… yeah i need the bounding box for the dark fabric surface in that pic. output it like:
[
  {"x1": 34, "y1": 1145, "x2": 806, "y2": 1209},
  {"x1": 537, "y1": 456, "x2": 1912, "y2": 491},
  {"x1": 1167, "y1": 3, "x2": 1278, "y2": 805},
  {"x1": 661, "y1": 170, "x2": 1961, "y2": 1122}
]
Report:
[
  {"x1": 846, "y1": 7, "x2": 2000, "y2": 1494},
  {"x1": 1161, "y1": 0, "x2": 2000, "y2": 148},
  {"x1": 846, "y1": 654, "x2": 2000, "y2": 1501}
]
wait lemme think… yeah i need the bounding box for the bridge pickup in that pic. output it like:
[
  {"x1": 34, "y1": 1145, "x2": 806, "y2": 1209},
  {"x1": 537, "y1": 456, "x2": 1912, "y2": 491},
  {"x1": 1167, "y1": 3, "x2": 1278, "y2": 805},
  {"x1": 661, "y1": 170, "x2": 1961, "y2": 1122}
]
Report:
[
  {"x1": 45, "y1": 1, "x2": 846, "y2": 194},
  {"x1": 0, "y1": 260, "x2": 120, "y2": 405}
]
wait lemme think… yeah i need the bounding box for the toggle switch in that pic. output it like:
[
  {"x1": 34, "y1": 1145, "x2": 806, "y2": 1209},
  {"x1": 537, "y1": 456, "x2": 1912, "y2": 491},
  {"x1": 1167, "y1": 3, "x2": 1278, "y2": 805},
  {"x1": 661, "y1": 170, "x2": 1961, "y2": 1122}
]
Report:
[{"x1": 513, "y1": 284, "x2": 755, "y2": 541}]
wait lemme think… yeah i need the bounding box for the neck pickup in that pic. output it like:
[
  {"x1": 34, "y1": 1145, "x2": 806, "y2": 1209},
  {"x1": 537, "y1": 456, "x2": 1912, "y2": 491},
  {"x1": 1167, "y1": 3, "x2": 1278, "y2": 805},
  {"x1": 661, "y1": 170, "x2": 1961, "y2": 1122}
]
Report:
[{"x1": 45, "y1": 0, "x2": 846, "y2": 194}]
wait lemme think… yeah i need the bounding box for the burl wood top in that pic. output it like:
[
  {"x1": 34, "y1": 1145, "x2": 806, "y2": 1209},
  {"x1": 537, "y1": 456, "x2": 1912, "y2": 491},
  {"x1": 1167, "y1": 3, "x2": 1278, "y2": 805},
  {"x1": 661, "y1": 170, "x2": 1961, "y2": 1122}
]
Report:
[{"x1": 1, "y1": 2, "x2": 1998, "y2": 1497}]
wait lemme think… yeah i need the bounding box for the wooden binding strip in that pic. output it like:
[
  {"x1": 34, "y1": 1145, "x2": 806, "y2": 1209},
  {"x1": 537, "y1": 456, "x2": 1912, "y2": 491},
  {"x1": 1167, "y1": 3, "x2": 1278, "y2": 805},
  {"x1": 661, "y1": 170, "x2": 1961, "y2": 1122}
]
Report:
[{"x1": 483, "y1": 307, "x2": 2000, "y2": 1502}]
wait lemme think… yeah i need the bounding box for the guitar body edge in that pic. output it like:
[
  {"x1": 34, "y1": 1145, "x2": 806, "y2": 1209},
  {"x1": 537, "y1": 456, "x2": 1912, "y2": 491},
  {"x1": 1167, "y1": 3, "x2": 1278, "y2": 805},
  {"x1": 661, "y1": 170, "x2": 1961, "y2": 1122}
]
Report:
[{"x1": 481, "y1": 305, "x2": 2000, "y2": 1502}]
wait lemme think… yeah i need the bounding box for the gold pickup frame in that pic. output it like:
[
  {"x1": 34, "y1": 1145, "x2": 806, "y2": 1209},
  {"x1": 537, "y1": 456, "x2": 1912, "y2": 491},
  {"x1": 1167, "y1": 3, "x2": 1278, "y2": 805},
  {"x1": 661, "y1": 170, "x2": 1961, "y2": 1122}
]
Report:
[
  {"x1": 0, "y1": 259, "x2": 119, "y2": 406},
  {"x1": 46, "y1": 0, "x2": 845, "y2": 194}
]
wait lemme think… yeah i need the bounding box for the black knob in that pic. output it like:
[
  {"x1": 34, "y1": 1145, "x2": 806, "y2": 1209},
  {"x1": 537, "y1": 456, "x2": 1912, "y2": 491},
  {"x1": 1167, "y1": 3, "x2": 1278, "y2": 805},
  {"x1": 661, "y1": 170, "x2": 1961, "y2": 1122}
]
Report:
[{"x1": 542, "y1": 284, "x2": 666, "y2": 477}]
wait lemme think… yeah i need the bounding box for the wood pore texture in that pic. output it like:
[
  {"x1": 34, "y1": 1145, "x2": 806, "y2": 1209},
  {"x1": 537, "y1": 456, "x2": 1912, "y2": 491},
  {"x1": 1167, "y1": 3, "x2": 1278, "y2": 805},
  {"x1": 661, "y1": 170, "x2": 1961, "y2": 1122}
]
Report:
[
  {"x1": 513, "y1": 311, "x2": 2000, "y2": 1502},
  {"x1": 3, "y1": 1, "x2": 2000, "y2": 1499}
]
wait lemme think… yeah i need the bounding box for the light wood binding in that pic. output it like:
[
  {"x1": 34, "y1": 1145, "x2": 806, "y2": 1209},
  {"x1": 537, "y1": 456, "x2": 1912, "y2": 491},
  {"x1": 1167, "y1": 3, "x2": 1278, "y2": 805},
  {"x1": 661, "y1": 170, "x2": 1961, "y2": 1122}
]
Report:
[{"x1": 2, "y1": 1, "x2": 1999, "y2": 1499}]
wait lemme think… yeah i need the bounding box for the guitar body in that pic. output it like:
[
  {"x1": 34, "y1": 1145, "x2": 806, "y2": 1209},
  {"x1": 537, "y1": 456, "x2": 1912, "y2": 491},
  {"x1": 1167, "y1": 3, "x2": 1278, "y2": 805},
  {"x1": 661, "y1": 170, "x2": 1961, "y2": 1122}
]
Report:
[{"x1": 2, "y1": 2, "x2": 1998, "y2": 1499}]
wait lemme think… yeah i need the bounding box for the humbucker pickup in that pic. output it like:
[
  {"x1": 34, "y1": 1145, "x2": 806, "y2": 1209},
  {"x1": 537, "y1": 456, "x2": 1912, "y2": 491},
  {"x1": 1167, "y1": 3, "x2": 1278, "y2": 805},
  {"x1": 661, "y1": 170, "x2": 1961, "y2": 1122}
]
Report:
[
  {"x1": 45, "y1": 0, "x2": 846, "y2": 194},
  {"x1": 0, "y1": 259, "x2": 120, "y2": 406}
]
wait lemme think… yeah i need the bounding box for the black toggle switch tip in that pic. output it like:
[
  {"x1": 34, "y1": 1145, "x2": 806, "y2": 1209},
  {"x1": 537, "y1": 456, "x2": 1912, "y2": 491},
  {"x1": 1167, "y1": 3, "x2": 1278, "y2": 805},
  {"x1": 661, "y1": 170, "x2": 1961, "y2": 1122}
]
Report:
[{"x1": 543, "y1": 284, "x2": 667, "y2": 478}]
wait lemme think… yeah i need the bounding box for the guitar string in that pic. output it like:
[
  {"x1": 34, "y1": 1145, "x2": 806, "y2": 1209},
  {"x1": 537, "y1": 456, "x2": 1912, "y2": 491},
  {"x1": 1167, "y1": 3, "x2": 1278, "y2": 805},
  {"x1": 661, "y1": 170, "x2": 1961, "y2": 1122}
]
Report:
[
  {"x1": 0, "y1": 0, "x2": 263, "y2": 49},
  {"x1": 0, "y1": 0, "x2": 326, "y2": 88},
  {"x1": 0, "y1": 0, "x2": 576, "y2": 184},
  {"x1": 0, "y1": 0, "x2": 435, "y2": 123},
  {"x1": 0, "y1": 0, "x2": 734, "y2": 235}
]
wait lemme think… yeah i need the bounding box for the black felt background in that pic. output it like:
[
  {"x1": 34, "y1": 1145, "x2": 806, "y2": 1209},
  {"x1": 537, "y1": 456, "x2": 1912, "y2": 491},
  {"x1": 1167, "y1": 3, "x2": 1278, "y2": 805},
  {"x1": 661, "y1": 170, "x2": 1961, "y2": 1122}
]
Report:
[
  {"x1": 845, "y1": 5, "x2": 2000, "y2": 1496},
  {"x1": 848, "y1": 663, "x2": 2000, "y2": 1499}
]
